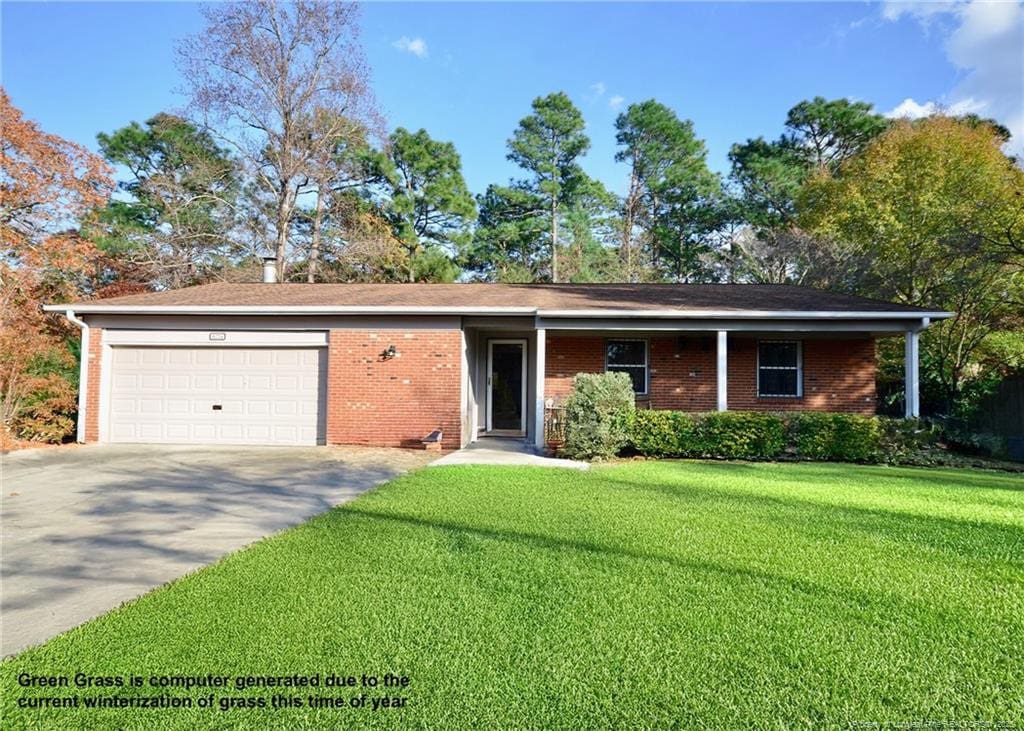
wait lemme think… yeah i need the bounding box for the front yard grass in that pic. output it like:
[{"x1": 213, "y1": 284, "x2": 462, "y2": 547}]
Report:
[{"x1": 2, "y1": 461, "x2": 1022, "y2": 729}]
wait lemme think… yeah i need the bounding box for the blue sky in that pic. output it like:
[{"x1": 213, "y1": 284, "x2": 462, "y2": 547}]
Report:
[{"x1": 3, "y1": 1, "x2": 1021, "y2": 196}]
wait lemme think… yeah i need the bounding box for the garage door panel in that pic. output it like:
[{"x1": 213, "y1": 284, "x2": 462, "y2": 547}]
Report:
[
  {"x1": 109, "y1": 346, "x2": 326, "y2": 446},
  {"x1": 275, "y1": 375, "x2": 299, "y2": 390},
  {"x1": 138, "y1": 423, "x2": 163, "y2": 439},
  {"x1": 112, "y1": 373, "x2": 139, "y2": 390},
  {"x1": 193, "y1": 374, "x2": 217, "y2": 389},
  {"x1": 140, "y1": 374, "x2": 164, "y2": 389},
  {"x1": 166, "y1": 374, "x2": 190, "y2": 390},
  {"x1": 247, "y1": 400, "x2": 271, "y2": 416},
  {"x1": 221, "y1": 374, "x2": 244, "y2": 390}
]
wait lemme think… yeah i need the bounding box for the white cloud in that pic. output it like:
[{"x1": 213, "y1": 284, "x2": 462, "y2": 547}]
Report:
[
  {"x1": 881, "y1": 0, "x2": 1024, "y2": 154},
  {"x1": 590, "y1": 81, "x2": 606, "y2": 97},
  {"x1": 881, "y1": 1, "x2": 958, "y2": 24},
  {"x1": 887, "y1": 97, "x2": 938, "y2": 118},
  {"x1": 608, "y1": 95, "x2": 625, "y2": 111},
  {"x1": 886, "y1": 96, "x2": 987, "y2": 119},
  {"x1": 392, "y1": 36, "x2": 428, "y2": 59}
]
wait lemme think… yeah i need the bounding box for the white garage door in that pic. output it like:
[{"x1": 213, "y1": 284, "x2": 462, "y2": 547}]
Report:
[{"x1": 109, "y1": 347, "x2": 326, "y2": 445}]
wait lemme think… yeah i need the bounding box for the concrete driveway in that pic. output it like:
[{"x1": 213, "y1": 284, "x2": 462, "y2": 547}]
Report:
[{"x1": 0, "y1": 444, "x2": 432, "y2": 657}]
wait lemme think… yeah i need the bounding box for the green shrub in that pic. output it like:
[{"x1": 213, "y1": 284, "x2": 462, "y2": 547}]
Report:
[
  {"x1": 789, "y1": 412, "x2": 881, "y2": 462},
  {"x1": 562, "y1": 372, "x2": 636, "y2": 460},
  {"x1": 876, "y1": 417, "x2": 937, "y2": 454},
  {"x1": 626, "y1": 409, "x2": 886, "y2": 463},
  {"x1": 692, "y1": 412, "x2": 786, "y2": 459},
  {"x1": 625, "y1": 410, "x2": 786, "y2": 460},
  {"x1": 623, "y1": 409, "x2": 695, "y2": 457}
]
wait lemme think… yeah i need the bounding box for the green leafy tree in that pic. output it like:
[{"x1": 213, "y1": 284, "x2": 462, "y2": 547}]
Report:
[
  {"x1": 378, "y1": 127, "x2": 475, "y2": 282},
  {"x1": 465, "y1": 184, "x2": 547, "y2": 282},
  {"x1": 799, "y1": 116, "x2": 1024, "y2": 414},
  {"x1": 507, "y1": 92, "x2": 591, "y2": 282},
  {"x1": 561, "y1": 177, "x2": 623, "y2": 283},
  {"x1": 726, "y1": 97, "x2": 888, "y2": 284},
  {"x1": 783, "y1": 97, "x2": 889, "y2": 172},
  {"x1": 615, "y1": 100, "x2": 720, "y2": 281},
  {"x1": 96, "y1": 113, "x2": 239, "y2": 288}
]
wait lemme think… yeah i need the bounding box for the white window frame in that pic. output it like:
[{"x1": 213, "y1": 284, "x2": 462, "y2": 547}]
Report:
[
  {"x1": 605, "y1": 338, "x2": 649, "y2": 396},
  {"x1": 757, "y1": 340, "x2": 803, "y2": 398}
]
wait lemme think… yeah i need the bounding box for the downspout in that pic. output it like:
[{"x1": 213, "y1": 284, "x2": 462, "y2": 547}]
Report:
[{"x1": 65, "y1": 310, "x2": 89, "y2": 443}]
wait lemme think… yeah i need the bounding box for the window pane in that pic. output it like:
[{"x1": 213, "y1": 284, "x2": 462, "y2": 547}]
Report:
[
  {"x1": 609, "y1": 365, "x2": 646, "y2": 394},
  {"x1": 607, "y1": 340, "x2": 645, "y2": 366},
  {"x1": 759, "y1": 369, "x2": 798, "y2": 396},
  {"x1": 759, "y1": 342, "x2": 798, "y2": 368}
]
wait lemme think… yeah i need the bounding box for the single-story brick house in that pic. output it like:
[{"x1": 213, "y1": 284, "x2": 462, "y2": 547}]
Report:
[{"x1": 46, "y1": 275, "x2": 950, "y2": 450}]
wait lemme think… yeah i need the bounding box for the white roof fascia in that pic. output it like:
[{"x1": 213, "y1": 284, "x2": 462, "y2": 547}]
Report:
[
  {"x1": 42, "y1": 304, "x2": 953, "y2": 320},
  {"x1": 42, "y1": 304, "x2": 536, "y2": 316},
  {"x1": 536, "y1": 309, "x2": 952, "y2": 320}
]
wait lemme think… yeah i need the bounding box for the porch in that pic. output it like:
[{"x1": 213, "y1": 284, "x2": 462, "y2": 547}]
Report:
[
  {"x1": 430, "y1": 436, "x2": 588, "y2": 469},
  {"x1": 462, "y1": 319, "x2": 927, "y2": 450}
]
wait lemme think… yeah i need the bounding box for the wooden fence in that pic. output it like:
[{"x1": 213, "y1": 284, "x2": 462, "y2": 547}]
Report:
[{"x1": 968, "y1": 376, "x2": 1024, "y2": 438}]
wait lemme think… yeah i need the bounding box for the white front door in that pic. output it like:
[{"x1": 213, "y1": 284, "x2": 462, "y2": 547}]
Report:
[
  {"x1": 108, "y1": 347, "x2": 326, "y2": 445},
  {"x1": 486, "y1": 339, "x2": 527, "y2": 435}
]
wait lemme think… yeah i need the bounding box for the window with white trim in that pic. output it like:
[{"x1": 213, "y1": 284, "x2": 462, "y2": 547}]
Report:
[
  {"x1": 606, "y1": 339, "x2": 648, "y2": 395},
  {"x1": 757, "y1": 341, "x2": 802, "y2": 397}
]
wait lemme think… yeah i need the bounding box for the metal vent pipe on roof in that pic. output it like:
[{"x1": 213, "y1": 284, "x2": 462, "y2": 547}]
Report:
[{"x1": 262, "y1": 257, "x2": 277, "y2": 284}]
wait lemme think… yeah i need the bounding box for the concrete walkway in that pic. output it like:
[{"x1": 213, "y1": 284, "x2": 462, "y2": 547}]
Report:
[
  {"x1": 1, "y1": 444, "x2": 432, "y2": 657},
  {"x1": 430, "y1": 437, "x2": 589, "y2": 470}
]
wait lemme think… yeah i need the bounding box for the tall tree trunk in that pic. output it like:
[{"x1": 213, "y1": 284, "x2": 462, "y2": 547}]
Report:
[
  {"x1": 550, "y1": 195, "x2": 559, "y2": 283},
  {"x1": 622, "y1": 160, "x2": 638, "y2": 280},
  {"x1": 308, "y1": 185, "x2": 325, "y2": 283}
]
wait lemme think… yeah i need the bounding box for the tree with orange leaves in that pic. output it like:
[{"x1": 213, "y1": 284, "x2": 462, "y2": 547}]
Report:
[{"x1": 1, "y1": 89, "x2": 114, "y2": 443}]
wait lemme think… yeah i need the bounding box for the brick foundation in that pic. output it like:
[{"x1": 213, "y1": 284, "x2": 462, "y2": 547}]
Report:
[
  {"x1": 326, "y1": 330, "x2": 462, "y2": 449},
  {"x1": 545, "y1": 334, "x2": 876, "y2": 415}
]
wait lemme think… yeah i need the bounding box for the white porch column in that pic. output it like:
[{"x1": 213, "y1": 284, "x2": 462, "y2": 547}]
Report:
[
  {"x1": 716, "y1": 330, "x2": 728, "y2": 412},
  {"x1": 905, "y1": 329, "x2": 920, "y2": 418},
  {"x1": 534, "y1": 328, "x2": 547, "y2": 450}
]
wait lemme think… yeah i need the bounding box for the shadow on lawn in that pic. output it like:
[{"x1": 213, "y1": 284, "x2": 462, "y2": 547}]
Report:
[
  {"x1": 337, "y1": 505, "x2": 942, "y2": 618},
  {"x1": 598, "y1": 474, "x2": 1024, "y2": 563},
  {"x1": 666, "y1": 460, "x2": 1024, "y2": 493}
]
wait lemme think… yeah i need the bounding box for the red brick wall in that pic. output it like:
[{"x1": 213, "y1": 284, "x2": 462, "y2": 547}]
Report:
[
  {"x1": 545, "y1": 336, "x2": 606, "y2": 401},
  {"x1": 326, "y1": 330, "x2": 462, "y2": 449},
  {"x1": 84, "y1": 328, "x2": 103, "y2": 442},
  {"x1": 545, "y1": 334, "x2": 876, "y2": 415},
  {"x1": 650, "y1": 335, "x2": 718, "y2": 411},
  {"x1": 728, "y1": 337, "x2": 876, "y2": 414}
]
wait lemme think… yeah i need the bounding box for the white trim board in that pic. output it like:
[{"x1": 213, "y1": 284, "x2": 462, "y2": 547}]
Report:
[
  {"x1": 44, "y1": 303, "x2": 951, "y2": 321},
  {"x1": 102, "y1": 329, "x2": 328, "y2": 347}
]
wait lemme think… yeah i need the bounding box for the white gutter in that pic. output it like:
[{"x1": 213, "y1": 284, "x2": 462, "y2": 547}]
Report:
[
  {"x1": 42, "y1": 304, "x2": 537, "y2": 316},
  {"x1": 64, "y1": 310, "x2": 89, "y2": 443},
  {"x1": 41, "y1": 303, "x2": 953, "y2": 321},
  {"x1": 536, "y1": 309, "x2": 954, "y2": 320}
]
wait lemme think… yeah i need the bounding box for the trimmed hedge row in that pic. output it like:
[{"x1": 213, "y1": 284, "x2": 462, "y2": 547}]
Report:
[{"x1": 621, "y1": 409, "x2": 922, "y2": 463}]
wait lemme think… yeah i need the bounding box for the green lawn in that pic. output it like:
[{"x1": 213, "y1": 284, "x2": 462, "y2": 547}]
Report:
[{"x1": 3, "y1": 462, "x2": 1023, "y2": 729}]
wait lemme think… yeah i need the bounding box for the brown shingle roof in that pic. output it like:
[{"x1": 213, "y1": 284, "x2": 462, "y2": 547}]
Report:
[{"x1": 53, "y1": 282, "x2": 938, "y2": 315}]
